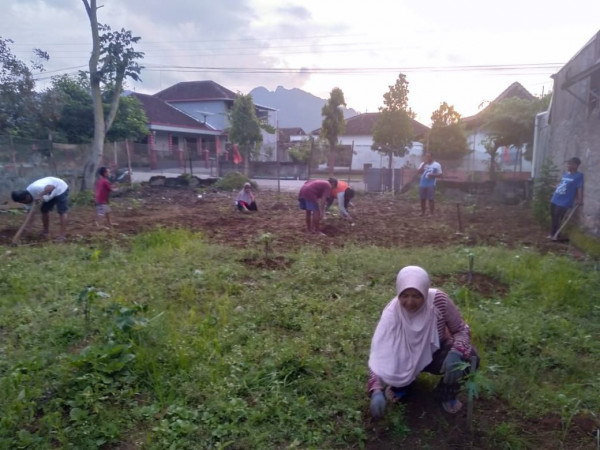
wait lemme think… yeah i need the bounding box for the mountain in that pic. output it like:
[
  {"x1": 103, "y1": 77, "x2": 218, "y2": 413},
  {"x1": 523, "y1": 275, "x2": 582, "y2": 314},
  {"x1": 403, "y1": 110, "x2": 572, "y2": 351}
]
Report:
[{"x1": 250, "y1": 86, "x2": 358, "y2": 134}]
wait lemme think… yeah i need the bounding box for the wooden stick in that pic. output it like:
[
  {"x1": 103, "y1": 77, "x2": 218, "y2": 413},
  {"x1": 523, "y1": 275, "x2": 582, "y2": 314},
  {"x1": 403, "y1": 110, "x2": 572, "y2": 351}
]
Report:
[
  {"x1": 11, "y1": 206, "x2": 36, "y2": 245},
  {"x1": 552, "y1": 204, "x2": 579, "y2": 240}
]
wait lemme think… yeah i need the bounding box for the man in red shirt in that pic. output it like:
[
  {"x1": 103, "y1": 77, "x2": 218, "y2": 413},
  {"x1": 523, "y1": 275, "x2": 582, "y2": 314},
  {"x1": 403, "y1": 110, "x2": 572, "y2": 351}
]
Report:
[
  {"x1": 298, "y1": 179, "x2": 331, "y2": 233},
  {"x1": 95, "y1": 167, "x2": 115, "y2": 228}
]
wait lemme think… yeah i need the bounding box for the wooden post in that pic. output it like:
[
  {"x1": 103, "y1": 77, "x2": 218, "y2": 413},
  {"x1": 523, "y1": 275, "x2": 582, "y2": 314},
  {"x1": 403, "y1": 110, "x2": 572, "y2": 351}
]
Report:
[{"x1": 125, "y1": 140, "x2": 133, "y2": 188}]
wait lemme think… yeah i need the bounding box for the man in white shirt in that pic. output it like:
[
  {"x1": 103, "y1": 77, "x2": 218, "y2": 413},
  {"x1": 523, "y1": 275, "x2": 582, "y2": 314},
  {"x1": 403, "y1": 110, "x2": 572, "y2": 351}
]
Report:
[{"x1": 11, "y1": 176, "x2": 70, "y2": 241}]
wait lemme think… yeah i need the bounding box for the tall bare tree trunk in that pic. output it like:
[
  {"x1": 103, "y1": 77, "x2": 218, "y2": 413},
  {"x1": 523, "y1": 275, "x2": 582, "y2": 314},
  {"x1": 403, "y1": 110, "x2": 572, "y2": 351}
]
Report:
[
  {"x1": 81, "y1": 0, "x2": 105, "y2": 191},
  {"x1": 243, "y1": 145, "x2": 250, "y2": 177},
  {"x1": 328, "y1": 140, "x2": 335, "y2": 177}
]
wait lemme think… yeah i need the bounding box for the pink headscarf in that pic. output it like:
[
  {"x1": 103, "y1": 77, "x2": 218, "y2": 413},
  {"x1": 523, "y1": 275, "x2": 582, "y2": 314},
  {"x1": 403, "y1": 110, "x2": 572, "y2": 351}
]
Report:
[{"x1": 368, "y1": 266, "x2": 440, "y2": 387}]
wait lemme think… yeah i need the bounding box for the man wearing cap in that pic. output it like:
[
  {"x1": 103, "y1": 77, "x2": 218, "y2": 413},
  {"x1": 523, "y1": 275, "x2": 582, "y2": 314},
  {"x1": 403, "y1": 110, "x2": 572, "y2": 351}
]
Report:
[
  {"x1": 549, "y1": 157, "x2": 584, "y2": 240},
  {"x1": 11, "y1": 176, "x2": 70, "y2": 242}
]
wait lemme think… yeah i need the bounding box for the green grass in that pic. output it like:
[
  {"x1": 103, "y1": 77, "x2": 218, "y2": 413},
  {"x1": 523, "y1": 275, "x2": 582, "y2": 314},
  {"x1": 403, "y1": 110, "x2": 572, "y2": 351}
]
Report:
[{"x1": 1, "y1": 231, "x2": 599, "y2": 448}]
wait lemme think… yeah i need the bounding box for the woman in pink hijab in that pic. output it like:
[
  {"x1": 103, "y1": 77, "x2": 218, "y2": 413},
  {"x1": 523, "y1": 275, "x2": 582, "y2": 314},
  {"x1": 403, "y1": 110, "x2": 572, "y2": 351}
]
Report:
[{"x1": 368, "y1": 266, "x2": 479, "y2": 418}]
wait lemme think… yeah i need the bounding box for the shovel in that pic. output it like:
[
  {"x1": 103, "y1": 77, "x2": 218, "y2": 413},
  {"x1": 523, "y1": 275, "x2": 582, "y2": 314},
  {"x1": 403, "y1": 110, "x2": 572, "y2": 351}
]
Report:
[
  {"x1": 11, "y1": 206, "x2": 36, "y2": 246},
  {"x1": 552, "y1": 203, "x2": 579, "y2": 240}
]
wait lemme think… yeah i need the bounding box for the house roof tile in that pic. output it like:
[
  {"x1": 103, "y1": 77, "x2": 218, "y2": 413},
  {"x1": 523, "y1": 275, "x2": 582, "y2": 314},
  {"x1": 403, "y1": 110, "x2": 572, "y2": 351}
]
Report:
[
  {"x1": 312, "y1": 112, "x2": 429, "y2": 137},
  {"x1": 131, "y1": 93, "x2": 214, "y2": 131},
  {"x1": 154, "y1": 80, "x2": 237, "y2": 103},
  {"x1": 462, "y1": 82, "x2": 535, "y2": 126}
]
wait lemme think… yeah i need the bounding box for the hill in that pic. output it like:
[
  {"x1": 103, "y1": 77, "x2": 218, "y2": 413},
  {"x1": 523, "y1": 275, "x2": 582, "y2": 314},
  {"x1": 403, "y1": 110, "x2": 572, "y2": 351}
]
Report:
[{"x1": 250, "y1": 85, "x2": 358, "y2": 133}]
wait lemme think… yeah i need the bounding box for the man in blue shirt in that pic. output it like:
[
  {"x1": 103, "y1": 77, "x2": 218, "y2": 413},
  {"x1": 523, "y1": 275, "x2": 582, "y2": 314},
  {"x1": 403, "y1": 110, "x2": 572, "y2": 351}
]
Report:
[
  {"x1": 418, "y1": 152, "x2": 443, "y2": 216},
  {"x1": 550, "y1": 157, "x2": 584, "y2": 240}
]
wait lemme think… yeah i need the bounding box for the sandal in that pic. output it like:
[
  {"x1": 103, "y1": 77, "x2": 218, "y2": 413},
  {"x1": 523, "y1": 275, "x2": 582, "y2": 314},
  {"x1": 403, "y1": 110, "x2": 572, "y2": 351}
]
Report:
[{"x1": 441, "y1": 399, "x2": 463, "y2": 414}]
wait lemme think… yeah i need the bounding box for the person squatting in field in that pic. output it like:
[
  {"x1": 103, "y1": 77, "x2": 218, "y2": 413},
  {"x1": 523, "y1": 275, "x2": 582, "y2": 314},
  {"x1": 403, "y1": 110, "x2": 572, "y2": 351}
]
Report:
[
  {"x1": 95, "y1": 166, "x2": 116, "y2": 228},
  {"x1": 236, "y1": 182, "x2": 258, "y2": 212},
  {"x1": 11, "y1": 176, "x2": 70, "y2": 242},
  {"x1": 417, "y1": 152, "x2": 443, "y2": 216},
  {"x1": 549, "y1": 157, "x2": 583, "y2": 240},
  {"x1": 368, "y1": 265, "x2": 479, "y2": 419},
  {"x1": 326, "y1": 177, "x2": 355, "y2": 221},
  {"x1": 298, "y1": 179, "x2": 331, "y2": 233}
]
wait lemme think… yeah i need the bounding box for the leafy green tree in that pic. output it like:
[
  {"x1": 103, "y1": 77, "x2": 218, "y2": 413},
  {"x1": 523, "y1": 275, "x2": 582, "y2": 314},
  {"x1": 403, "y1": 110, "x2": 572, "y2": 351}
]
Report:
[
  {"x1": 372, "y1": 74, "x2": 414, "y2": 172},
  {"x1": 425, "y1": 102, "x2": 468, "y2": 160},
  {"x1": 39, "y1": 74, "x2": 94, "y2": 143},
  {"x1": 480, "y1": 94, "x2": 551, "y2": 177},
  {"x1": 287, "y1": 139, "x2": 312, "y2": 163},
  {"x1": 105, "y1": 95, "x2": 148, "y2": 142},
  {"x1": 39, "y1": 74, "x2": 147, "y2": 144},
  {"x1": 81, "y1": 0, "x2": 144, "y2": 189},
  {"x1": 0, "y1": 37, "x2": 48, "y2": 138},
  {"x1": 320, "y1": 87, "x2": 346, "y2": 177},
  {"x1": 229, "y1": 93, "x2": 263, "y2": 176}
]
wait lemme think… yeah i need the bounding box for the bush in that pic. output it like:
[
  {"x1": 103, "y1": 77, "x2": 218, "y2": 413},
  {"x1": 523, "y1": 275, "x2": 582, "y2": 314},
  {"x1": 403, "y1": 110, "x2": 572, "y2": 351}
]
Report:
[
  {"x1": 531, "y1": 160, "x2": 558, "y2": 226},
  {"x1": 214, "y1": 172, "x2": 257, "y2": 191}
]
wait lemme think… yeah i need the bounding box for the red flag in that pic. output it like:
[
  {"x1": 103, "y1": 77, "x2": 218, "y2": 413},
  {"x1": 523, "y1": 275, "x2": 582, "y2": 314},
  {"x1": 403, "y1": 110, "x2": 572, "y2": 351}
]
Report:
[{"x1": 232, "y1": 144, "x2": 243, "y2": 164}]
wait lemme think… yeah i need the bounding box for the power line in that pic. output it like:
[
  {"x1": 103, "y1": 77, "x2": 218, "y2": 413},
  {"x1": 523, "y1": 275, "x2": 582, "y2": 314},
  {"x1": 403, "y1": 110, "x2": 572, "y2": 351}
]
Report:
[{"x1": 140, "y1": 63, "x2": 563, "y2": 75}]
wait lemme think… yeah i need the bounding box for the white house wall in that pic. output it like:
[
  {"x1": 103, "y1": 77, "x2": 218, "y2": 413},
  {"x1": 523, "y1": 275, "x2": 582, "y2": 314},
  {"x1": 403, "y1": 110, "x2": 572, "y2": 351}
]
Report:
[
  {"x1": 337, "y1": 135, "x2": 424, "y2": 170},
  {"x1": 466, "y1": 130, "x2": 533, "y2": 173},
  {"x1": 170, "y1": 101, "x2": 229, "y2": 130}
]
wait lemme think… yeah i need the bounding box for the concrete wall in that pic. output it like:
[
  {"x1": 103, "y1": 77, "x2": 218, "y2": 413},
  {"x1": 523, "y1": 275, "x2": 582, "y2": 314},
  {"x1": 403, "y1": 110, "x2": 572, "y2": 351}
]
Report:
[{"x1": 545, "y1": 31, "x2": 600, "y2": 237}]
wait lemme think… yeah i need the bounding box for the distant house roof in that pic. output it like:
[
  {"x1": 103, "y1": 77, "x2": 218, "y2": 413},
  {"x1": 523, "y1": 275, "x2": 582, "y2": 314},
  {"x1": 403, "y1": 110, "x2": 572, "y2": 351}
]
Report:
[
  {"x1": 462, "y1": 82, "x2": 535, "y2": 127},
  {"x1": 153, "y1": 80, "x2": 276, "y2": 113},
  {"x1": 312, "y1": 112, "x2": 429, "y2": 138},
  {"x1": 154, "y1": 80, "x2": 238, "y2": 103},
  {"x1": 278, "y1": 127, "x2": 306, "y2": 142},
  {"x1": 131, "y1": 93, "x2": 217, "y2": 133}
]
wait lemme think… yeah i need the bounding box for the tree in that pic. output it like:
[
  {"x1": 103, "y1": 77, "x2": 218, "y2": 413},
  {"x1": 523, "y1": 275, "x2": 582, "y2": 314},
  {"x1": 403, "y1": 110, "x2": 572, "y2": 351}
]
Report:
[
  {"x1": 39, "y1": 74, "x2": 94, "y2": 143},
  {"x1": 228, "y1": 93, "x2": 263, "y2": 176},
  {"x1": 81, "y1": 0, "x2": 144, "y2": 190},
  {"x1": 105, "y1": 94, "x2": 148, "y2": 142},
  {"x1": 39, "y1": 74, "x2": 148, "y2": 144},
  {"x1": 382, "y1": 73, "x2": 415, "y2": 116},
  {"x1": 372, "y1": 74, "x2": 414, "y2": 172},
  {"x1": 480, "y1": 94, "x2": 550, "y2": 177},
  {"x1": 425, "y1": 102, "x2": 468, "y2": 160},
  {"x1": 0, "y1": 37, "x2": 48, "y2": 138},
  {"x1": 320, "y1": 87, "x2": 346, "y2": 177}
]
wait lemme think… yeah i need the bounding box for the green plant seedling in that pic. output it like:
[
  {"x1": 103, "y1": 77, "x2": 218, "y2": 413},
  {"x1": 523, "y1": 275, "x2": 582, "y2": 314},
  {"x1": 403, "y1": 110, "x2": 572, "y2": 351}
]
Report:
[
  {"x1": 258, "y1": 232, "x2": 274, "y2": 260},
  {"x1": 77, "y1": 286, "x2": 110, "y2": 334}
]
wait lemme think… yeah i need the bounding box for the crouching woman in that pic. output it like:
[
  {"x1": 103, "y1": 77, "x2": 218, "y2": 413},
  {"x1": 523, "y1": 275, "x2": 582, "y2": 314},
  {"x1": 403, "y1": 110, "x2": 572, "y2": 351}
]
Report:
[{"x1": 368, "y1": 265, "x2": 479, "y2": 419}]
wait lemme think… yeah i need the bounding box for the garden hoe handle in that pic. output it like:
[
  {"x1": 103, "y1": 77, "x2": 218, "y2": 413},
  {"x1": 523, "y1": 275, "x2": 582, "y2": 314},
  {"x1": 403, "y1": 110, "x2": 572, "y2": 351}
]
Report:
[
  {"x1": 552, "y1": 203, "x2": 579, "y2": 240},
  {"x1": 11, "y1": 206, "x2": 35, "y2": 246}
]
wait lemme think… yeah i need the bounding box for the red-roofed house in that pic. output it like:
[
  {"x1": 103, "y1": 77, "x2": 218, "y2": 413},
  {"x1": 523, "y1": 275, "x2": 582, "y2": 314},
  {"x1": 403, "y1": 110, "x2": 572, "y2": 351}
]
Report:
[{"x1": 132, "y1": 80, "x2": 275, "y2": 170}]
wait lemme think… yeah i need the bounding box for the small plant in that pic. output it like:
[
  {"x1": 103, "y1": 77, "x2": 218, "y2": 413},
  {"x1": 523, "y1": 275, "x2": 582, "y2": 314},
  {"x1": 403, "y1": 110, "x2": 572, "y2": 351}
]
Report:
[
  {"x1": 258, "y1": 232, "x2": 274, "y2": 260},
  {"x1": 77, "y1": 286, "x2": 110, "y2": 334},
  {"x1": 531, "y1": 159, "x2": 559, "y2": 226},
  {"x1": 468, "y1": 252, "x2": 474, "y2": 283},
  {"x1": 69, "y1": 190, "x2": 94, "y2": 207}
]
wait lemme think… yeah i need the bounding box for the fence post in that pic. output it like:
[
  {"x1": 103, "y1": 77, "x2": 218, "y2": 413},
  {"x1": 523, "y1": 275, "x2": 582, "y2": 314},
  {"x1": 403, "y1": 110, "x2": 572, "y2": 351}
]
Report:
[{"x1": 125, "y1": 140, "x2": 133, "y2": 188}]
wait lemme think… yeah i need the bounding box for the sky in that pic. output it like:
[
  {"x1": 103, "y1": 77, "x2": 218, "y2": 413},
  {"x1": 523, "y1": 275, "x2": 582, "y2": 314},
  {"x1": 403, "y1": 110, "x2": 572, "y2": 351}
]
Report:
[{"x1": 2, "y1": 0, "x2": 600, "y2": 125}]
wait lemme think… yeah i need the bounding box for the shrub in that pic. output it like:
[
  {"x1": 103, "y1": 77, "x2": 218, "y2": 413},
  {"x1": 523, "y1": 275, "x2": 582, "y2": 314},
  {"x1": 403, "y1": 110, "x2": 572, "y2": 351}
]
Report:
[{"x1": 214, "y1": 172, "x2": 256, "y2": 191}]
